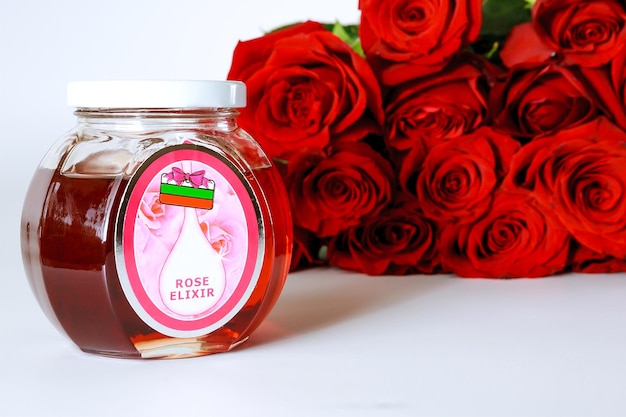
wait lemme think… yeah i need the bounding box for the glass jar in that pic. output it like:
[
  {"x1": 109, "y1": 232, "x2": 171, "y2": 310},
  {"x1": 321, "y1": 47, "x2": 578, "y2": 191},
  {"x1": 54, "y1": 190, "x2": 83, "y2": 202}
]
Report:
[{"x1": 21, "y1": 80, "x2": 293, "y2": 359}]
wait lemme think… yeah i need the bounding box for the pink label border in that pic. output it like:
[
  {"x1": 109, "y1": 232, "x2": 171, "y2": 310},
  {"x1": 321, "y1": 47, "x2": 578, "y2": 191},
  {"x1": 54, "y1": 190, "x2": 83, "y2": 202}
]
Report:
[{"x1": 119, "y1": 148, "x2": 261, "y2": 334}]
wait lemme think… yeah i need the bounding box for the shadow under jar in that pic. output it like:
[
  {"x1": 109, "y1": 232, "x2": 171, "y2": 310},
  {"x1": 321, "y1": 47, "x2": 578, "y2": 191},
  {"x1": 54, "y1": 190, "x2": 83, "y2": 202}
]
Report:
[{"x1": 21, "y1": 80, "x2": 293, "y2": 359}]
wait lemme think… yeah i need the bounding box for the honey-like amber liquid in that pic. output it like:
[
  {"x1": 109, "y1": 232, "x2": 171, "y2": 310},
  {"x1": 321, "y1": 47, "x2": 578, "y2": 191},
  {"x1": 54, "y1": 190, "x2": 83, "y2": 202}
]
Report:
[{"x1": 21, "y1": 164, "x2": 292, "y2": 359}]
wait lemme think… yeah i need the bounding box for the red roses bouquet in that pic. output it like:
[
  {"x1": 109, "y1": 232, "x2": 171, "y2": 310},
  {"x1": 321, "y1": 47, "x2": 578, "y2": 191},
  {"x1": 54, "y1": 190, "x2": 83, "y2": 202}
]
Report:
[{"x1": 227, "y1": 0, "x2": 626, "y2": 278}]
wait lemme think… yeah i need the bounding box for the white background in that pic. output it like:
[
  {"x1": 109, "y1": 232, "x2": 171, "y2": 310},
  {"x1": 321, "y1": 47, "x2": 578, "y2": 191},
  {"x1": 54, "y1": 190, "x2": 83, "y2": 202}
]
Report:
[{"x1": 2, "y1": 1, "x2": 626, "y2": 416}]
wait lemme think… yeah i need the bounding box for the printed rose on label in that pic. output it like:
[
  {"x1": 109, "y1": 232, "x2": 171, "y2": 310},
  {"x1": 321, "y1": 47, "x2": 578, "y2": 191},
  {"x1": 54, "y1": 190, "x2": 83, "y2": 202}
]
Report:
[{"x1": 121, "y1": 149, "x2": 262, "y2": 336}]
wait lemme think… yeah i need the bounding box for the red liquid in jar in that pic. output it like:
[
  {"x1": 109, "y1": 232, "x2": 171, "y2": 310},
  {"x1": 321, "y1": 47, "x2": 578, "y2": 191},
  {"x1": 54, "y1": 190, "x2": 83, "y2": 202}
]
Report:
[{"x1": 21, "y1": 163, "x2": 291, "y2": 359}]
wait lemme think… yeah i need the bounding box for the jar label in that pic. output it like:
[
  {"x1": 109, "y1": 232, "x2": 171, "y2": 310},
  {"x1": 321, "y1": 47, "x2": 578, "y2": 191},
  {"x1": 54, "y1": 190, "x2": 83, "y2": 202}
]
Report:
[{"x1": 115, "y1": 145, "x2": 263, "y2": 338}]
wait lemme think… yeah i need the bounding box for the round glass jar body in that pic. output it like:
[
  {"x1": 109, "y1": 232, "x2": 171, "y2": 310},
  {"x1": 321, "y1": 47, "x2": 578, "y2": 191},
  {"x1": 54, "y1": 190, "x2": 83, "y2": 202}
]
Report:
[{"x1": 21, "y1": 81, "x2": 292, "y2": 359}]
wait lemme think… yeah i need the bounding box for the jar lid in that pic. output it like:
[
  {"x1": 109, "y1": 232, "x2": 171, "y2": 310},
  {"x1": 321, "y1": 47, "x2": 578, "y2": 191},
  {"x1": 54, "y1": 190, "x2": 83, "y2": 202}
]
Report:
[{"x1": 67, "y1": 80, "x2": 246, "y2": 108}]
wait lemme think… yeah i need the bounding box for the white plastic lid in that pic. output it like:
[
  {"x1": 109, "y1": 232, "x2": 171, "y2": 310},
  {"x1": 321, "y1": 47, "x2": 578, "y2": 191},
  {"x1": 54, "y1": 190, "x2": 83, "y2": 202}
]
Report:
[{"x1": 67, "y1": 80, "x2": 246, "y2": 108}]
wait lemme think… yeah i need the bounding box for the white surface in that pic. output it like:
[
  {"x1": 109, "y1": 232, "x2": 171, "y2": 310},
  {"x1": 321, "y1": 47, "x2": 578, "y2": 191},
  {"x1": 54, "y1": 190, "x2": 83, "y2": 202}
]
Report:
[
  {"x1": 67, "y1": 80, "x2": 247, "y2": 108},
  {"x1": 2, "y1": 1, "x2": 626, "y2": 417}
]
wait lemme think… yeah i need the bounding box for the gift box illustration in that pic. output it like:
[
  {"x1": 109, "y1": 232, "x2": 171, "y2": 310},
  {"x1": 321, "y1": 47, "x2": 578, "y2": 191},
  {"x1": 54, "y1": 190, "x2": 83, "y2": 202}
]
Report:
[{"x1": 159, "y1": 167, "x2": 215, "y2": 210}]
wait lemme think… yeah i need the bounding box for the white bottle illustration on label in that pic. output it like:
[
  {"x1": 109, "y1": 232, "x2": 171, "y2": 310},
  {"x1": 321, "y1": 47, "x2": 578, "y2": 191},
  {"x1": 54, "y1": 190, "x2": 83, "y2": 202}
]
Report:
[{"x1": 158, "y1": 162, "x2": 226, "y2": 317}]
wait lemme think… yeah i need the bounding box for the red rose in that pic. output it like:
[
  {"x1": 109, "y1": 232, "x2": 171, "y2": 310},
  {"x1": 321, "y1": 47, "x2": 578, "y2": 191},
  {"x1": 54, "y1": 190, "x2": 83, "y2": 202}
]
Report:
[
  {"x1": 399, "y1": 127, "x2": 520, "y2": 224},
  {"x1": 612, "y1": 47, "x2": 626, "y2": 102},
  {"x1": 359, "y1": 0, "x2": 482, "y2": 85},
  {"x1": 384, "y1": 58, "x2": 491, "y2": 151},
  {"x1": 490, "y1": 63, "x2": 599, "y2": 140},
  {"x1": 284, "y1": 143, "x2": 394, "y2": 238},
  {"x1": 439, "y1": 192, "x2": 571, "y2": 278},
  {"x1": 571, "y1": 49, "x2": 626, "y2": 132},
  {"x1": 605, "y1": 48, "x2": 626, "y2": 129},
  {"x1": 571, "y1": 244, "x2": 626, "y2": 273},
  {"x1": 565, "y1": 64, "x2": 626, "y2": 132},
  {"x1": 532, "y1": 0, "x2": 626, "y2": 67},
  {"x1": 500, "y1": 23, "x2": 556, "y2": 68},
  {"x1": 227, "y1": 21, "x2": 383, "y2": 161},
  {"x1": 504, "y1": 117, "x2": 626, "y2": 258},
  {"x1": 328, "y1": 201, "x2": 441, "y2": 275}
]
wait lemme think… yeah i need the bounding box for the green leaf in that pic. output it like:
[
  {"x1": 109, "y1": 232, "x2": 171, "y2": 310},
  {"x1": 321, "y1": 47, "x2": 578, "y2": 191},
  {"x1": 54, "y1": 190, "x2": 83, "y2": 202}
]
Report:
[
  {"x1": 268, "y1": 21, "x2": 364, "y2": 56},
  {"x1": 481, "y1": 0, "x2": 532, "y2": 38},
  {"x1": 325, "y1": 21, "x2": 365, "y2": 57},
  {"x1": 318, "y1": 245, "x2": 328, "y2": 262}
]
